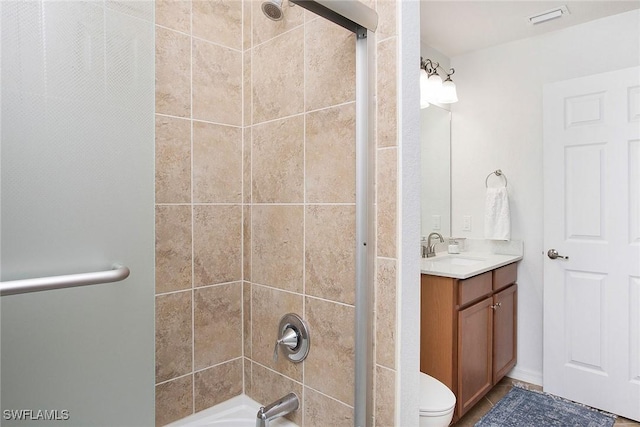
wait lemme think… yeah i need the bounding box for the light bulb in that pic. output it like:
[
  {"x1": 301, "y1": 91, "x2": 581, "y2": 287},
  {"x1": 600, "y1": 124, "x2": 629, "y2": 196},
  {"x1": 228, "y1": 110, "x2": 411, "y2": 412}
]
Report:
[
  {"x1": 439, "y1": 79, "x2": 458, "y2": 103},
  {"x1": 425, "y1": 73, "x2": 443, "y2": 103}
]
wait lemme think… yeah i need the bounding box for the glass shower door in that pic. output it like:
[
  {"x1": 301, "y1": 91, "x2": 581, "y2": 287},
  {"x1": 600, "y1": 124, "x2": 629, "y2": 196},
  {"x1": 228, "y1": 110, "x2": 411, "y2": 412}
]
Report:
[{"x1": 1, "y1": 1, "x2": 155, "y2": 425}]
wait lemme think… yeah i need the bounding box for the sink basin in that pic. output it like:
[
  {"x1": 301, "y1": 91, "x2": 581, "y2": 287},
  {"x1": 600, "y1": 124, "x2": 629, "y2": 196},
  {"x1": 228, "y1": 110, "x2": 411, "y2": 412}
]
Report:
[{"x1": 430, "y1": 255, "x2": 486, "y2": 267}]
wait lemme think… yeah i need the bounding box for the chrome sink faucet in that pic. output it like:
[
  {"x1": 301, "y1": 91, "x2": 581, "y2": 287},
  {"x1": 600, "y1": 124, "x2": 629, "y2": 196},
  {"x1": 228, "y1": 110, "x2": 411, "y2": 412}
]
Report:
[
  {"x1": 256, "y1": 392, "x2": 299, "y2": 427},
  {"x1": 426, "y1": 232, "x2": 444, "y2": 258}
]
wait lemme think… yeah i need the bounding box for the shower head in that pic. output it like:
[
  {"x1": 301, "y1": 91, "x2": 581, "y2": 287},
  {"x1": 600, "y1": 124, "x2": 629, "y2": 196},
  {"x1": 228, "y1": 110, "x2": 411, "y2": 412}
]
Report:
[{"x1": 261, "y1": 0, "x2": 285, "y2": 21}]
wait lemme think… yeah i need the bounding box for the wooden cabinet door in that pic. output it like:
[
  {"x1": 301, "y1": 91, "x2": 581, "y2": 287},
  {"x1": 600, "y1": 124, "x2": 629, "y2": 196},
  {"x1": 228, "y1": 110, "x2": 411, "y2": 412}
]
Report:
[
  {"x1": 492, "y1": 284, "x2": 517, "y2": 384},
  {"x1": 457, "y1": 297, "x2": 493, "y2": 416}
]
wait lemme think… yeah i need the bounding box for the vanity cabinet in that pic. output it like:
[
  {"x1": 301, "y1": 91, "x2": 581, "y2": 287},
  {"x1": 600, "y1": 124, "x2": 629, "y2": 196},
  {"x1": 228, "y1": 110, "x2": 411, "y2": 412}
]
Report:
[{"x1": 420, "y1": 262, "x2": 518, "y2": 421}]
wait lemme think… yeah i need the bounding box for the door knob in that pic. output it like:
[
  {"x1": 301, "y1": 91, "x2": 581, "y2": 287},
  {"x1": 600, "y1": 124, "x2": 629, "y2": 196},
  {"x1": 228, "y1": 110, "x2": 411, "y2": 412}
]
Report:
[{"x1": 547, "y1": 249, "x2": 569, "y2": 260}]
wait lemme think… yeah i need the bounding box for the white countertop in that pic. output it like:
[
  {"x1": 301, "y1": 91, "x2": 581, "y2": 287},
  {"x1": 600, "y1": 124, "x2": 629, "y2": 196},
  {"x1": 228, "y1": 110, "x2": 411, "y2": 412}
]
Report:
[{"x1": 420, "y1": 251, "x2": 522, "y2": 279}]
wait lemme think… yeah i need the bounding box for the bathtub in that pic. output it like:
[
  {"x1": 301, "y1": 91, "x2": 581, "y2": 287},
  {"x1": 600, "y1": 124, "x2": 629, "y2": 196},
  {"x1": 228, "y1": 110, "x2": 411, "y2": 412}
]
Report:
[{"x1": 167, "y1": 394, "x2": 298, "y2": 427}]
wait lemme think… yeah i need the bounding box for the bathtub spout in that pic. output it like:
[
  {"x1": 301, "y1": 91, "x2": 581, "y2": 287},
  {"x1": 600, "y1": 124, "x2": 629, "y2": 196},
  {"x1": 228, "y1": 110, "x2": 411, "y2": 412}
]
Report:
[{"x1": 256, "y1": 392, "x2": 299, "y2": 427}]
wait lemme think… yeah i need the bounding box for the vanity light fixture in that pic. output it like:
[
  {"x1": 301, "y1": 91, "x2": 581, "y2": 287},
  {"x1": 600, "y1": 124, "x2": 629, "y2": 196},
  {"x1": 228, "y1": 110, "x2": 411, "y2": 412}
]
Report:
[{"x1": 420, "y1": 57, "x2": 458, "y2": 109}]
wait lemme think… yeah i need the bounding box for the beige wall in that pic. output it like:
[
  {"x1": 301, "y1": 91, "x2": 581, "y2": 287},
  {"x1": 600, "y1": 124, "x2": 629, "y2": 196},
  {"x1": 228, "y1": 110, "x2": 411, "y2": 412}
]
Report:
[{"x1": 154, "y1": 1, "x2": 399, "y2": 426}]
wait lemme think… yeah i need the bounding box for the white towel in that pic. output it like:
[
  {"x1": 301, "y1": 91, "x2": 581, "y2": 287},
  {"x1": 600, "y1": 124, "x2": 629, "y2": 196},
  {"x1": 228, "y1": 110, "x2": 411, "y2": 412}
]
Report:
[{"x1": 484, "y1": 187, "x2": 510, "y2": 241}]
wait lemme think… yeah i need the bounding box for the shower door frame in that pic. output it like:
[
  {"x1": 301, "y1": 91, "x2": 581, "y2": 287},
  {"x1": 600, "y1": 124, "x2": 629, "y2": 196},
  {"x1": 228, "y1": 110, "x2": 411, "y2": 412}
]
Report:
[{"x1": 289, "y1": 2, "x2": 378, "y2": 426}]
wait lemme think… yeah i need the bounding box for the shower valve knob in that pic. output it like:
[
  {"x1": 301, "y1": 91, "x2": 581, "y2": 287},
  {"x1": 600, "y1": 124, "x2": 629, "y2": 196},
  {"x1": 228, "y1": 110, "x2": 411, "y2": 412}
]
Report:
[{"x1": 273, "y1": 313, "x2": 310, "y2": 364}]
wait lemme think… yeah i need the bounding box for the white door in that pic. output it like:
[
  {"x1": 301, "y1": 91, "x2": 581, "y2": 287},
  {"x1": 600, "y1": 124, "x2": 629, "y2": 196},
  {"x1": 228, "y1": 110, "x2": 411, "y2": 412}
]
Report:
[{"x1": 543, "y1": 66, "x2": 640, "y2": 421}]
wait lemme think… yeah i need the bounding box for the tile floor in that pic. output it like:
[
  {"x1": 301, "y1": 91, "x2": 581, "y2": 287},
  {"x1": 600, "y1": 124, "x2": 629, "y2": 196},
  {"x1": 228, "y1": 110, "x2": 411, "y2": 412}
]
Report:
[{"x1": 452, "y1": 377, "x2": 640, "y2": 427}]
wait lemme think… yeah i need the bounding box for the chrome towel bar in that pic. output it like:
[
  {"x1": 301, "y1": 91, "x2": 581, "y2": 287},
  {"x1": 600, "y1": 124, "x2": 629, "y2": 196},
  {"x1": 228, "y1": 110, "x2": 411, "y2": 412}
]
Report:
[{"x1": 0, "y1": 264, "x2": 130, "y2": 296}]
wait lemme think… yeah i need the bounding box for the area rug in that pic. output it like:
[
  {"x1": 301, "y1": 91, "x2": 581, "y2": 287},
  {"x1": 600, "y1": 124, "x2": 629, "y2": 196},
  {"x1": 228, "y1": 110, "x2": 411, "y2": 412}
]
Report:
[{"x1": 475, "y1": 386, "x2": 616, "y2": 427}]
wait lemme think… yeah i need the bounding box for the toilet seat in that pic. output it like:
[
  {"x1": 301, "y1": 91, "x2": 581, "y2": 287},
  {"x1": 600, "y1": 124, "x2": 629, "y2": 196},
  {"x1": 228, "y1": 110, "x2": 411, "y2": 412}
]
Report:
[{"x1": 419, "y1": 373, "x2": 456, "y2": 414}]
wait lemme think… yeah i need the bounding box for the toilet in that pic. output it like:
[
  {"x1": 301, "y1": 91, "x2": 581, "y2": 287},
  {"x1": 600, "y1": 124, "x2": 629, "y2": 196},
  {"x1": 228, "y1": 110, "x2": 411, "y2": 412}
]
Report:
[{"x1": 419, "y1": 373, "x2": 456, "y2": 427}]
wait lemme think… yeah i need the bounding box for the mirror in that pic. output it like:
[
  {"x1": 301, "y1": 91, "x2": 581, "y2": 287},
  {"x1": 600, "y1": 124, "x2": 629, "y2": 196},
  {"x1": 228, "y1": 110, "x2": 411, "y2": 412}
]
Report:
[{"x1": 421, "y1": 105, "x2": 451, "y2": 238}]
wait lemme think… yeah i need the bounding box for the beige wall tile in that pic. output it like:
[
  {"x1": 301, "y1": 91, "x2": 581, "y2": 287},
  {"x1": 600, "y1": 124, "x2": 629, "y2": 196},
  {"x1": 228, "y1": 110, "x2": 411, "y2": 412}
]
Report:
[
  {"x1": 155, "y1": 375, "x2": 193, "y2": 426},
  {"x1": 376, "y1": 0, "x2": 397, "y2": 41},
  {"x1": 305, "y1": 205, "x2": 356, "y2": 304},
  {"x1": 375, "y1": 258, "x2": 396, "y2": 369},
  {"x1": 243, "y1": 51, "x2": 251, "y2": 126},
  {"x1": 194, "y1": 205, "x2": 242, "y2": 286},
  {"x1": 244, "y1": 357, "x2": 252, "y2": 396},
  {"x1": 156, "y1": 291, "x2": 192, "y2": 383},
  {"x1": 156, "y1": 0, "x2": 191, "y2": 33},
  {"x1": 242, "y1": 0, "x2": 252, "y2": 51},
  {"x1": 305, "y1": 297, "x2": 355, "y2": 405},
  {"x1": 305, "y1": 17, "x2": 355, "y2": 111},
  {"x1": 243, "y1": 281, "x2": 251, "y2": 356},
  {"x1": 193, "y1": 121, "x2": 242, "y2": 203},
  {"x1": 194, "y1": 283, "x2": 242, "y2": 370},
  {"x1": 193, "y1": 0, "x2": 242, "y2": 50},
  {"x1": 243, "y1": 128, "x2": 252, "y2": 203},
  {"x1": 252, "y1": 116, "x2": 304, "y2": 203},
  {"x1": 305, "y1": 103, "x2": 356, "y2": 203},
  {"x1": 375, "y1": 366, "x2": 395, "y2": 427},
  {"x1": 156, "y1": 27, "x2": 191, "y2": 118},
  {"x1": 252, "y1": 28, "x2": 304, "y2": 123},
  {"x1": 250, "y1": 285, "x2": 303, "y2": 381},
  {"x1": 194, "y1": 359, "x2": 243, "y2": 412},
  {"x1": 192, "y1": 39, "x2": 242, "y2": 125},
  {"x1": 376, "y1": 38, "x2": 397, "y2": 148},
  {"x1": 304, "y1": 387, "x2": 354, "y2": 427},
  {"x1": 251, "y1": 205, "x2": 303, "y2": 292},
  {"x1": 243, "y1": 206, "x2": 251, "y2": 281},
  {"x1": 376, "y1": 148, "x2": 397, "y2": 258},
  {"x1": 248, "y1": 362, "x2": 303, "y2": 426},
  {"x1": 156, "y1": 115, "x2": 191, "y2": 204},
  {"x1": 251, "y1": 0, "x2": 304, "y2": 47},
  {"x1": 156, "y1": 205, "x2": 192, "y2": 294}
]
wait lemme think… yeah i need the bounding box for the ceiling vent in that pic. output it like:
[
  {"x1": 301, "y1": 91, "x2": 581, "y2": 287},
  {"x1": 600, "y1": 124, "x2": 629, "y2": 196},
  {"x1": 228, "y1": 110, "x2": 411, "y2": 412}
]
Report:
[{"x1": 527, "y1": 5, "x2": 570, "y2": 25}]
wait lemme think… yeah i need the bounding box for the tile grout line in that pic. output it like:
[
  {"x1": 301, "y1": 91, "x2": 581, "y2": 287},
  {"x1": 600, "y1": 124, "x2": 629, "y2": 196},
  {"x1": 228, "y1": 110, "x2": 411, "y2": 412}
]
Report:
[
  {"x1": 189, "y1": 0, "x2": 195, "y2": 415},
  {"x1": 302, "y1": 12, "x2": 308, "y2": 425}
]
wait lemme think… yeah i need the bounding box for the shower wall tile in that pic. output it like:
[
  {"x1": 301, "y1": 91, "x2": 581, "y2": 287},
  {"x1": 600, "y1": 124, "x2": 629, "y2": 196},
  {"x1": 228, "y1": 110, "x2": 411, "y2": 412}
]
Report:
[
  {"x1": 155, "y1": 0, "x2": 191, "y2": 34},
  {"x1": 305, "y1": 103, "x2": 356, "y2": 203},
  {"x1": 305, "y1": 205, "x2": 356, "y2": 305},
  {"x1": 376, "y1": 0, "x2": 397, "y2": 41},
  {"x1": 192, "y1": 39, "x2": 242, "y2": 125},
  {"x1": 305, "y1": 297, "x2": 355, "y2": 406},
  {"x1": 252, "y1": 28, "x2": 304, "y2": 123},
  {"x1": 155, "y1": 205, "x2": 192, "y2": 294},
  {"x1": 375, "y1": 365, "x2": 395, "y2": 427},
  {"x1": 243, "y1": 52, "x2": 252, "y2": 126},
  {"x1": 243, "y1": 206, "x2": 252, "y2": 281},
  {"x1": 193, "y1": 205, "x2": 242, "y2": 286},
  {"x1": 155, "y1": 115, "x2": 191, "y2": 204},
  {"x1": 251, "y1": 0, "x2": 304, "y2": 47},
  {"x1": 155, "y1": 375, "x2": 193, "y2": 427},
  {"x1": 194, "y1": 283, "x2": 242, "y2": 370},
  {"x1": 156, "y1": 27, "x2": 190, "y2": 118},
  {"x1": 192, "y1": 0, "x2": 242, "y2": 50},
  {"x1": 304, "y1": 387, "x2": 354, "y2": 427},
  {"x1": 377, "y1": 148, "x2": 397, "y2": 258},
  {"x1": 250, "y1": 285, "x2": 303, "y2": 381},
  {"x1": 242, "y1": 1, "x2": 251, "y2": 51},
  {"x1": 251, "y1": 205, "x2": 303, "y2": 293},
  {"x1": 243, "y1": 357, "x2": 252, "y2": 396},
  {"x1": 155, "y1": 291, "x2": 192, "y2": 383},
  {"x1": 376, "y1": 258, "x2": 396, "y2": 369},
  {"x1": 243, "y1": 127, "x2": 252, "y2": 204},
  {"x1": 248, "y1": 362, "x2": 303, "y2": 426},
  {"x1": 376, "y1": 38, "x2": 397, "y2": 148},
  {"x1": 193, "y1": 121, "x2": 242, "y2": 203},
  {"x1": 305, "y1": 18, "x2": 356, "y2": 111},
  {"x1": 194, "y1": 358, "x2": 243, "y2": 412},
  {"x1": 251, "y1": 115, "x2": 304, "y2": 203},
  {"x1": 243, "y1": 281, "x2": 252, "y2": 356}
]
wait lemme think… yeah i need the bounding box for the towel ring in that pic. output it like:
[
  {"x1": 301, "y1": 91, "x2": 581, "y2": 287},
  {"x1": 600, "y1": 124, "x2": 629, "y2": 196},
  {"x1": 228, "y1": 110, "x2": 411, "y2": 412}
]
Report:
[{"x1": 485, "y1": 170, "x2": 508, "y2": 188}]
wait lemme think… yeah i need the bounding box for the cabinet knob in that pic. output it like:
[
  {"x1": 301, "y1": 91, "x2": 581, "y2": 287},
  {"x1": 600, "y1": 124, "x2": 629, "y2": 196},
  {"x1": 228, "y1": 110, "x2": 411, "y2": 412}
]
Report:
[{"x1": 491, "y1": 302, "x2": 502, "y2": 310}]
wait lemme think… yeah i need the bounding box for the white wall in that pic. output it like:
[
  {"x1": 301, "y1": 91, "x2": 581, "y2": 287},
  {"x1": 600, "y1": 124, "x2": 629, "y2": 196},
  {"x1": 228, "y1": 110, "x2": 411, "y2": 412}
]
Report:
[{"x1": 450, "y1": 10, "x2": 640, "y2": 385}]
